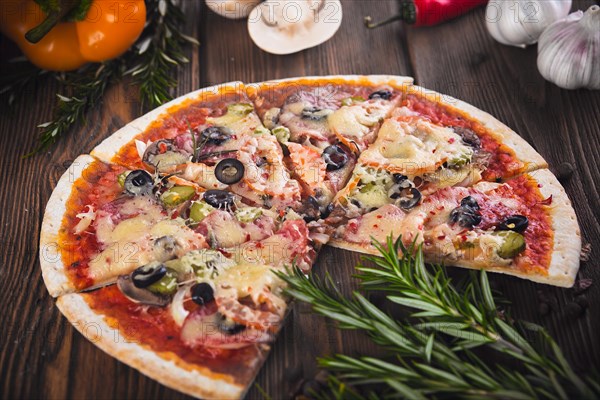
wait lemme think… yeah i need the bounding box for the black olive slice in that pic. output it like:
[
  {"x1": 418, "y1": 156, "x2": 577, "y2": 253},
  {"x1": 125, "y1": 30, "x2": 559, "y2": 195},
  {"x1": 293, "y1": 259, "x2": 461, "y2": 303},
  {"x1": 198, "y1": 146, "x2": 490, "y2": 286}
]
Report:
[
  {"x1": 214, "y1": 158, "x2": 245, "y2": 184},
  {"x1": 498, "y1": 215, "x2": 529, "y2": 233},
  {"x1": 124, "y1": 170, "x2": 154, "y2": 196},
  {"x1": 300, "y1": 107, "x2": 330, "y2": 121},
  {"x1": 132, "y1": 262, "x2": 167, "y2": 288},
  {"x1": 322, "y1": 144, "x2": 349, "y2": 171},
  {"x1": 218, "y1": 314, "x2": 246, "y2": 335},
  {"x1": 368, "y1": 89, "x2": 392, "y2": 100},
  {"x1": 191, "y1": 282, "x2": 215, "y2": 305},
  {"x1": 398, "y1": 188, "x2": 422, "y2": 210},
  {"x1": 203, "y1": 190, "x2": 235, "y2": 209},
  {"x1": 449, "y1": 198, "x2": 482, "y2": 228},
  {"x1": 460, "y1": 196, "x2": 480, "y2": 211},
  {"x1": 393, "y1": 173, "x2": 408, "y2": 183},
  {"x1": 200, "y1": 126, "x2": 232, "y2": 145}
]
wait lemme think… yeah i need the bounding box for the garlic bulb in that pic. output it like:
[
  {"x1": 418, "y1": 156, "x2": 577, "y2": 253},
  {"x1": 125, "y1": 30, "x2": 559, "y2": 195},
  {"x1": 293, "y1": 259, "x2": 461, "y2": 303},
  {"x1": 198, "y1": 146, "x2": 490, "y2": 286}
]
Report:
[
  {"x1": 537, "y1": 6, "x2": 600, "y2": 90},
  {"x1": 206, "y1": 0, "x2": 262, "y2": 19},
  {"x1": 485, "y1": 0, "x2": 572, "y2": 48}
]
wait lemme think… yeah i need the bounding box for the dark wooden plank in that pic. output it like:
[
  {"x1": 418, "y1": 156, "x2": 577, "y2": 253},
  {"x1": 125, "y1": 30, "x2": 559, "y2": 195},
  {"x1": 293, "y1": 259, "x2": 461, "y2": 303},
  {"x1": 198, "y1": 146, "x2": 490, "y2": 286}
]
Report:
[{"x1": 405, "y1": 0, "x2": 600, "y2": 370}]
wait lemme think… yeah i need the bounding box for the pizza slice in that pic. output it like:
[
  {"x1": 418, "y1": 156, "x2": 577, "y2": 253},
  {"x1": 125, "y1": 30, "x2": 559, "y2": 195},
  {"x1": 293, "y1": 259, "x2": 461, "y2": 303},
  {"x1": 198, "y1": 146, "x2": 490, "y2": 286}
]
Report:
[
  {"x1": 91, "y1": 82, "x2": 303, "y2": 211},
  {"x1": 247, "y1": 75, "x2": 412, "y2": 214},
  {"x1": 329, "y1": 169, "x2": 581, "y2": 287},
  {"x1": 40, "y1": 155, "x2": 319, "y2": 399}
]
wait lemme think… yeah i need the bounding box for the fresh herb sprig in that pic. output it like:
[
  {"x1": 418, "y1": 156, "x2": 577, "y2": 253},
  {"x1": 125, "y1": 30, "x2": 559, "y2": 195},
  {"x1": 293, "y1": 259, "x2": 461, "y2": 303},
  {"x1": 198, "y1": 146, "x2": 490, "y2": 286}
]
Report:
[
  {"x1": 278, "y1": 237, "x2": 599, "y2": 399},
  {"x1": 28, "y1": 61, "x2": 122, "y2": 156},
  {"x1": 127, "y1": 0, "x2": 199, "y2": 109},
  {"x1": 3, "y1": 0, "x2": 198, "y2": 155}
]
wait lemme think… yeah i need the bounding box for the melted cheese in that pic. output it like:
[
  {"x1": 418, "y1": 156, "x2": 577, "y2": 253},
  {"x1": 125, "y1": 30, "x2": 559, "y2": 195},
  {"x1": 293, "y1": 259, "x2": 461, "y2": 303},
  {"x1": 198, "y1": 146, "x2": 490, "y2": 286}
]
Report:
[
  {"x1": 360, "y1": 118, "x2": 473, "y2": 175},
  {"x1": 341, "y1": 204, "x2": 422, "y2": 246},
  {"x1": 88, "y1": 197, "x2": 206, "y2": 283},
  {"x1": 328, "y1": 99, "x2": 392, "y2": 143},
  {"x1": 216, "y1": 262, "x2": 285, "y2": 299}
]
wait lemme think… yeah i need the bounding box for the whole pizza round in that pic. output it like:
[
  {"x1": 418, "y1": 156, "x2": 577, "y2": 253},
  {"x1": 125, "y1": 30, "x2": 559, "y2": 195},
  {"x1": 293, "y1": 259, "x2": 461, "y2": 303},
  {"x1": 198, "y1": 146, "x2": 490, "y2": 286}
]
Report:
[{"x1": 39, "y1": 75, "x2": 581, "y2": 399}]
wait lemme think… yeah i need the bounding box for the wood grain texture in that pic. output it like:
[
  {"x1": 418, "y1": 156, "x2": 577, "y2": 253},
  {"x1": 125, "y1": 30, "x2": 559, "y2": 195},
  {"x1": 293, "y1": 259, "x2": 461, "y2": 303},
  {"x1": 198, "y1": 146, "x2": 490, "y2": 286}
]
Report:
[{"x1": 0, "y1": 0, "x2": 598, "y2": 399}]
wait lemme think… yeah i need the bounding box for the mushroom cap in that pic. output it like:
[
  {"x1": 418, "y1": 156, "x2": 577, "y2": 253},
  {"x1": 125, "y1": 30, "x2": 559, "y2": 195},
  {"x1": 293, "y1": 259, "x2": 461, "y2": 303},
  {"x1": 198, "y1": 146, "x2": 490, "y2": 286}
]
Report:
[
  {"x1": 206, "y1": 0, "x2": 262, "y2": 20},
  {"x1": 248, "y1": 0, "x2": 343, "y2": 55}
]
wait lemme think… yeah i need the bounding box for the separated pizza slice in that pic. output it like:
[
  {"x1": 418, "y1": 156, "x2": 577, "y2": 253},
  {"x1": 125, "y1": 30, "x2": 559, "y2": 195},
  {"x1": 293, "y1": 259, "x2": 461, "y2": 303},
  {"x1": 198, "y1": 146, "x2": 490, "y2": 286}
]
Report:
[
  {"x1": 328, "y1": 169, "x2": 581, "y2": 287},
  {"x1": 247, "y1": 75, "x2": 412, "y2": 214}
]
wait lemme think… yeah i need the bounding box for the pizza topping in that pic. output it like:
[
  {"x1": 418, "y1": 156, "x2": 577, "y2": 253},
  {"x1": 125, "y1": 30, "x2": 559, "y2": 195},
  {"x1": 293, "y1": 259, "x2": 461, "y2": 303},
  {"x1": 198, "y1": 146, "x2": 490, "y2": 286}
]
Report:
[
  {"x1": 215, "y1": 158, "x2": 245, "y2": 184},
  {"x1": 396, "y1": 188, "x2": 422, "y2": 210},
  {"x1": 203, "y1": 189, "x2": 236, "y2": 209},
  {"x1": 191, "y1": 282, "x2": 215, "y2": 305},
  {"x1": 181, "y1": 310, "x2": 271, "y2": 349},
  {"x1": 153, "y1": 235, "x2": 179, "y2": 262},
  {"x1": 498, "y1": 215, "x2": 529, "y2": 233},
  {"x1": 143, "y1": 139, "x2": 190, "y2": 172},
  {"x1": 322, "y1": 144, "x2": 349, "y2": 171},
  {"x1": 234, "y1": 207, "x2": 263, "y2": 223},
  {"x1": 494, "y1": 231, "x2": 526, "y2": 259},
  {"x1": 301, "y1": 107, "x2": 333, "y2": 121},
  {"x1": 449, "y1": 196, "x2": 482, "y2": 228},
  {"x1": 160, "y1": 185, "x2": 196, "y2": 207},
  {"x1": 124, "y1": 170, "x2": 154, "y2": 196},
  {"x1": 368, "y1": 89, "x2": 392, "y2": 100},
  {"x1": 214, "y1": 262, "x2": 287, "y2": 330},
  {"x1": 262, "y1": 107, "x2": 281, "y2": 129},
  {"x1": 341, "y1": 96, "x2": 365, "y2": 106},
  {"x1": 132, "y1": 261, "x2": 168, "y2": 288},
  {"x1": 271, "y1": 126, "x2": 290, "y2": 143},
  {"x1": 453, "y1": 126, "x2": 481, "y2": 149},
  {"x1": 188, "y1": 200, "x2": 215, "y2": 223},
  {"x1": 117, "y1": 274, "x2": 170, "y2": 307},
  {"x1": 199, "y1": 126, "x2": 232, "y2": 146},
  {"x1": 73, "y1": 205, "x2": 96, "y2": 234},
  {"x1": 147, "y1": 269, "x2": 179, "y2": 295}
]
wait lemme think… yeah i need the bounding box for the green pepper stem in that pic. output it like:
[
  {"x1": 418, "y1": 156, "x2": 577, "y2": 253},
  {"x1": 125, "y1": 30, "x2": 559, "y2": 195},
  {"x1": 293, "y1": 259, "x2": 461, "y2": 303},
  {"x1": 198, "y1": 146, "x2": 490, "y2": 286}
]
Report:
[
  {"x1": 25, "y1": 0, "x2": 81, "y2": 43},
  {"x1": 25, "y1": 10, "x2": 63, "y2": 43}
]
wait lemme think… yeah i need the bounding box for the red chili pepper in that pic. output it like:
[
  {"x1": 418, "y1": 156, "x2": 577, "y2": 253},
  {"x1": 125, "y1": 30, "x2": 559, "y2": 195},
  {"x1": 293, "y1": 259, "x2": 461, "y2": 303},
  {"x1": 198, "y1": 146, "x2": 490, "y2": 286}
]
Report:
[{"x1": 365, "y1": 0, "x2": 488, "y2": 28}]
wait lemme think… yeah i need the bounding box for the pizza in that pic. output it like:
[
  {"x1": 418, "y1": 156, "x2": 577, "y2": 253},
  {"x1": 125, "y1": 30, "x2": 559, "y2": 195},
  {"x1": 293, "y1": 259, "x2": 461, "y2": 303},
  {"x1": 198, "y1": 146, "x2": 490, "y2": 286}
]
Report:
[{"x1": 39, "y1": 75, "x2": 581, "y2": 399}]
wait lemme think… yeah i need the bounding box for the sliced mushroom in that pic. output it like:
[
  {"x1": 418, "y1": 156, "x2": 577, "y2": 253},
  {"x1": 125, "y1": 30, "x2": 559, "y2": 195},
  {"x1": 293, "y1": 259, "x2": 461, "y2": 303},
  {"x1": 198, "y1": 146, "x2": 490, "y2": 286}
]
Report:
[
  {"x1": 143, "y1": 139, "x2": 190, "y2": 172},
  {"x1": 117, "y1": 275, "x2": 170, "y2": 307},
  {"x1": 248, "y1": 0, "x2": 343, "y2": 55},
  {"x1": 153, "y1": 236, "x2": 179, "y2": 262}
]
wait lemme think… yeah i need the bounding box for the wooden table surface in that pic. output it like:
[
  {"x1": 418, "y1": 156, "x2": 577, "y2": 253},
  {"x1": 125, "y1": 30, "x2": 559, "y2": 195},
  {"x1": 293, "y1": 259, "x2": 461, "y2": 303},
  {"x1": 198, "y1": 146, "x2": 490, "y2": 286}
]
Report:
[{"x1": 1, "y1": 1, "x2": 599, "y2": 399}]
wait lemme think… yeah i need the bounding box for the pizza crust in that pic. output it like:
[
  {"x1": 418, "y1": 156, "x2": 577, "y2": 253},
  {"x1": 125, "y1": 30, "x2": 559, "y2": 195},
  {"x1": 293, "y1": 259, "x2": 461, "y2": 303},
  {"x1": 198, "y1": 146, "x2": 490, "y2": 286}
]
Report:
[
  {"x1": 39, "y1": 154, "x2": 96, "y2": 297},
  {"x1": 407, "y1": 85, "x2": 548, "y2": 175},
  {"x1": 56, "y1": 293, "x2": 249, "y2": 400},
  {"x1": 91, "y1": 81, "x2": 245, "y2": 164},
  {"x1": 245, "y1": 74, "x2": 414, "y2": 94}
]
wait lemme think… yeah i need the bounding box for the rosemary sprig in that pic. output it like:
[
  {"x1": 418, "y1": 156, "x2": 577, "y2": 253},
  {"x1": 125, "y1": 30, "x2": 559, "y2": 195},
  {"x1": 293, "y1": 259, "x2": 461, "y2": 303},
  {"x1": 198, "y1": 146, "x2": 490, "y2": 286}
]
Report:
[
  {"x1": 127, "y1": 0, "x2": 199, "y2": 109},
  {"x1": 278, "y1": 236, "x2": 599, "y2": 399},
  {"x1": 27, "y1": 61, "x2": 122, "y2": 156}
]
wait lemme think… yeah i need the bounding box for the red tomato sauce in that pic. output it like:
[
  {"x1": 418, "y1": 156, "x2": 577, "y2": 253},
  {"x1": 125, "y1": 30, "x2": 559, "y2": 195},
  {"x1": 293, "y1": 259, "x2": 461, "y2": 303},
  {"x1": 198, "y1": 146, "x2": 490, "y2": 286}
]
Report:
[
  {"x1": 405, "y1": 95, "x2": 524, "y2": 181},
  {"x1": 110, "y1": 91, "x2": 244, "y2": 168},
  {"x1": 473, "y1": 175, "x2": 553, "y2": 273},
  {"x1": 59, "y1": 161, "x2": 127, "y2": 289},
  {"x1": 498, "y1": 175, "x2": 554, "y2": 274},
  {"x1": 85, "y1": 285, "x2": 264, "y2": 384}
]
